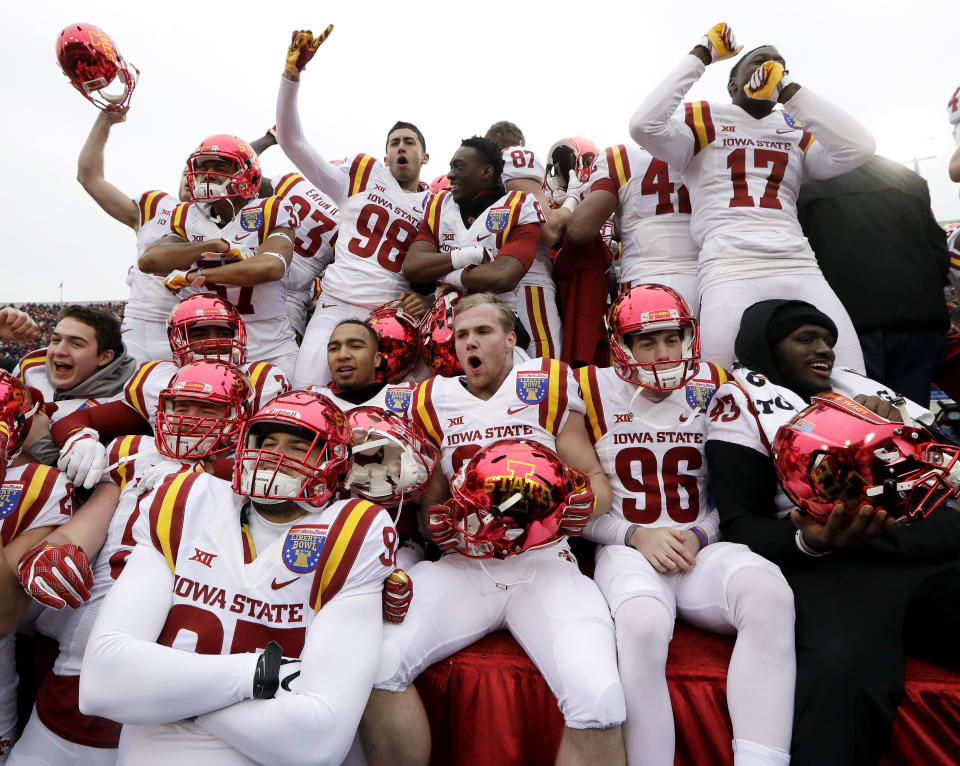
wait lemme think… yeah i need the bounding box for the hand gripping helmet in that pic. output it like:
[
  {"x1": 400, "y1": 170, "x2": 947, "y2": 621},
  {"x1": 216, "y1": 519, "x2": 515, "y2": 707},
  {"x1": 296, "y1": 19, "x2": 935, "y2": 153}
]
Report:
[
  {"x1": 168, "y1": 293, "x2": 247, "y2": 366},
  {"x1": 608, "y1": 284, "x2": 699, "y2": 390},
  {"x1": 544, "y1": 135, "x2": 600, "y2": 207},
  {"x1": 439, "y1": 438, "x2": 585, "y2": 559},
  {"x1": 773, "y1": 392, "x2": 960, "y2": 523},
  {"x1": 368, "y1": 302, "x2": 421, "y2": 383},
  {"x1": 234, "y1": 391, "x2": 353, "y2": 508},
  {"x1": 0, "y1": 372, "x2": 39, "y2": 483},
  {"x1": 420, "y1": 291, "x2": 463, "y2": 377},
  {"x1": 345, "y1": 407, "x2": 436, "y2": 506},
  {"x1": 56, "y1": 23, "x2": 138, "y2": 112},
  {"x1": 156, "y1": 361, "x2": 253, "y2": 460},
  {"x1": 186, "y1": 134, "x2": 262, "y2": 202}
]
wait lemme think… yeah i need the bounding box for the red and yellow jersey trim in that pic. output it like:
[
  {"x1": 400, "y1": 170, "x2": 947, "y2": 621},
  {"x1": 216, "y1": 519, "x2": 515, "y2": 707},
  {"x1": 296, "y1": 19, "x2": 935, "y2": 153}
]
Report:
[
  {"x1": 257, "y1": 195, "x2": 291, "y2": 244},
  {"x1": 576, "y1": 366, "x2": 607, "y2": 445},
  {"x1": 495, "y1": 191, "x2": 526, "y2": 250},
  {"x1": 148, "y1": 471, "x2": 199, "y2": 573},
  {"x1": 348, "y1": 154, "x2": 376, "y2": 197},
  {"x1": 536, "y1": 358, "x2": 569, "y2": 435},
  {"x1": 16, "y1": 349, "x2": 47, "y2": 383},
  {"x1": 124, "y1": 361, "x2": 166, "y2": 420},
  {"x1": 240, "y1": 518, "x2": 256, "y2": 564},
  {"x1": 799, "y1": 131, "x2": 815, "y2": 153},
  {"x1": 170, "y1": 202, "x2": 192, "y2": 241},
  {"x1": 273, "y1": 172, "x2": 305, "y2": 198},
  {"x1": 603, "y1": 145, "x2": 632, "y2": 191},
  {"x1": 523, "y1": 286, "x2": 556, "y2": 358},
  {"x1": 411, "y1": 378, "x2": 443, "y2": 447},
  {"x1": 422, "y1": 191, "x2": 449, "y2": 244},
  {"x1": 683, "y1": 101, "x2": 717, "y2": 155},
  {"x1": 108, "y1": 434, "x2": 148, "y2": 491},
  {"x1": 309, "y1": 499, "x2": 382, "y2": 611},
  {"x1": 0, "y1": 465, "x2": 66, "y2": 545},
  {"x1": 137, "y1": 190, "x2": 168, "y2": 227}
]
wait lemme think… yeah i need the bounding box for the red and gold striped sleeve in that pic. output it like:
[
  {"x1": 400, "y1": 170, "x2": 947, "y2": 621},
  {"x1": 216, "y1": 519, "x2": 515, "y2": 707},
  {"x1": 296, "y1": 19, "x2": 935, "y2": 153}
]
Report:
[
  {"x1": 137, "y1": 190, "x2": 168, "y2": 227},
  {"x1": 536, "y1": 358, "x2": 570, "y2": 435},
  {"x1": 0, "y1": 465, "x2": 65, "y2": 544},
  {"x1": 147, "y1": 472, "x2": 199, "y2": 573},
  {"x1": 107, "y1": 434, "x2": 147, "y2": 491},
  {"x1": 592, "y1": 145, "x2": 632, "y2": 195},
  {"x1": 495, "y1": 191, "x2": 527, "y2": 250},
  {"x1": 258, "y1": 195, "x2": 298, "y2": 244},
  {"x1": 15, "y1": 349, "x2": 46, "y2": 384},
  {"x1": 124, "y1": 361, "x2": 165, "y2": 421},
  {"x1": 309, "y1": 499, "x2": 383, "y2": 611},
  {"x1": 170, "y1": 202, "x2": 192, "y2": 241},
  {"x1": 420, "y1": 191, "x2": 448, "y2": 244},
  {"x1": 799, "y1": 131, "x2": 815, "y2": 154},
  {"x1": 576, "y1": 366, "x2": 607, "y2": 445},
  {"x1": 683, "y1": 101, "x2": 717, "y2": 155},
  {"x1": 410, "y1": 379, "x2": 443, "y2": 448},
  {"x1": 273, "y1": 172, "x2": 305, "y2": 198},
  {"x1": 347, "y1": 154, "x2": 377, "y2": 197}
]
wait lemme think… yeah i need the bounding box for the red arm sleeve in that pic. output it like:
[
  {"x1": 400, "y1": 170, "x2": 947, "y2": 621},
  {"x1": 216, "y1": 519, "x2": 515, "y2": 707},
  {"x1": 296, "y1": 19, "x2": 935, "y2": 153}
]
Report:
[
  {"x1": 497, "y1": 223, "x2": 541, "y2": 270},
  {"x1": 412, "y1": 215, "x2": 440, "y2": 247},
  {"x1": 51, "y1": 402, "x2": 153, "y2": 447}
]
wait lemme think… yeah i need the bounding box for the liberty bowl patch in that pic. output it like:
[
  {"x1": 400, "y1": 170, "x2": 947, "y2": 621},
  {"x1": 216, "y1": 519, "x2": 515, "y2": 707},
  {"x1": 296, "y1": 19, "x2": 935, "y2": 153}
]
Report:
[
  {"x1": 486, "y1": 207, "x2": 510, "y2": 233},
  {"x1": 240, "y1": 207, "x2": 264, "y2": 231},
  {"x1": 516, "y1": 372, "x2": 548, "y2": 404},
  {"x1": 782, "y1": 111, "x2": 803, "y2": 130},
  {"x1": 685, "y1": 382, "x2": 716, "y2": 412},
  {"x1": 0, "y1": 481, "x2": 25, "y2": 520},
  {"x1": 283, "y1": 524, "x2": 328, "y2": 573},
  {"x1": 385, "y1": 387, "x2": 413, "y2": 413}
]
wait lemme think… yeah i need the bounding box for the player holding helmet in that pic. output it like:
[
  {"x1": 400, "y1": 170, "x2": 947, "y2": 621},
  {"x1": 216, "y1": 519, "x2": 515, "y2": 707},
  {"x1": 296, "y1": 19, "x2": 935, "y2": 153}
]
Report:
[
  {"x1": 629, "y1": 22, "x2": 874, "y2": 371},
  {"x1": 360, "y1": 293, "x2": 626, "y2": 766},
  {"x1": 578, "y1": 284, "x2": 795, "y2": 766},
  {"x1": 9, "y1": 361, "x2": 254, "y2": 766},
  {"x1": 706, "y1": 298, "x2": 960, "y2": 764},
  {"x1": 79, "y1": 390, "x2": 398, "y2": 764},
  {"x1": 276, "y1": 27, "x2": 431, "y2": 389}
]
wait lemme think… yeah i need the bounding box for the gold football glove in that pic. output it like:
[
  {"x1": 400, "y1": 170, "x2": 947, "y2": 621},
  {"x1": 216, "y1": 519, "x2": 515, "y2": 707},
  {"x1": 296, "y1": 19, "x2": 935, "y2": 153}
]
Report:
[
  {"x1": 284, "y1": 25, "x2": 333, "y2": 75},
  {"x1": 700, "y1": 23, "x2": 742, "y2": 62},
  {"x1": 743, "y1": 60, "x2": 791, "y2": 102}
]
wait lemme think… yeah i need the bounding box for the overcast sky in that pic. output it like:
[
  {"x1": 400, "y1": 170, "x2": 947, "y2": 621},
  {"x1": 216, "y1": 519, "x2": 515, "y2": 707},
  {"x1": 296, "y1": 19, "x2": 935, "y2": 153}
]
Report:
[{"x1": 5, "y1": 0, "x2": 959, "y2": 303}]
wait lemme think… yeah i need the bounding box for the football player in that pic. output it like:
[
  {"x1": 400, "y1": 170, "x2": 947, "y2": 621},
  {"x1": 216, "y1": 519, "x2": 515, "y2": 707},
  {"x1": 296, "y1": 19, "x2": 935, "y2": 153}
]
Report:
[
  {"x1": 9, "y1": 361, "x2": 253, "y2": 766},
  {"x1": 360, "y1": 293, "x2": 626, "y2": 766},
  {"x1": 15, "y1": 306, "x2": 138, "y2": 469},
  {"x1": 276, "y1": 28, "x2": 431, "y2": 389},
  {"x1": 71, "y1": 79, "x2": 276, "y2": 365},
  {"x1": 404, "y1": 136, "x2": 561, "y2": 359},
  {"x1": 0, "y1": 372, "x2": 75, "y2": 763},
  {"x1": 79, "y1": 390, "x2": 398, "y2": 765},
  {"x1": 50, "y1": 294, "x2": 289, "y2": 490},
  {"x1": 137, "y1": 134, "x2": 300, "y2": 376},
  {"x1": 706, "y1": 298, "x2": 960, "y2": 764},
  {"x1": 578, "y1": 285, "x2": 795, "y2": 766},
  {"x1": 565, "y1": 144, "x2": 700, "y2": 313},
  {"x1": 629, "y1": 22, "x2": 874, "y2": 371}
]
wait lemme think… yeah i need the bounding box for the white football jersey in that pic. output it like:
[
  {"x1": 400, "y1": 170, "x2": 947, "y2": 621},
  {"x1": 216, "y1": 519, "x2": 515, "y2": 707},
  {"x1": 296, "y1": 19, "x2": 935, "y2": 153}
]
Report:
[
  {"x1": 500, "y1": 145, "x2": 546, "y2": 186},
  {"x1": 420, "y1": 189, "x2": 551, "y2": 308},
  {"x1": 123, "y1": 360, "x2": 290, "y2": 426},
  {"x1": 272, "y1": 172, "x2": 339, "y2": 297},
  {"x1": 125, "y1": 191, "x2": 184, "y2": 323},
  {"x1": 679, "y1": 100, "x2": 817, "y2": 257},
  {"x1": 139, "y1": 194, "x2": 300, "y2": 362},
  {"x1": 408, "y1": 357, "x2": 583, "y2": 479},
  {"x1": 577, "y1": 363, "x2": 728, "y2": 528},
  {"x1": 589, "y1": 144, "x2": 698, "y2": 282},
  {"x1": 318, "y1": 155, "x2": 428, "y2": 307}
]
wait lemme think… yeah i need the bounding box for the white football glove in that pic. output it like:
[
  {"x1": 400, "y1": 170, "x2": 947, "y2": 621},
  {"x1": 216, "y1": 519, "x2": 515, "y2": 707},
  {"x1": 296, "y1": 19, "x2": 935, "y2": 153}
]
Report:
[
  {"x1": 57, "y1": 428, "x2": 107, "y2": 489},
  {"x1": 449, "y1": 246, "x2": 488, "y2": 269},
  {"x1": 138, "y1": 460, "x2": 185, "y2": 496},
  {"x1": 561, "y1": 170, "x2": 589, "y2": 212}
]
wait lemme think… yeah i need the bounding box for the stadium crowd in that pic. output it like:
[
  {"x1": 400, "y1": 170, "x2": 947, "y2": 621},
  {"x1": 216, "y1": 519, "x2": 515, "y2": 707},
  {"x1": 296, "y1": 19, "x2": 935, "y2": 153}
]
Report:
[{"x1": 2, "y1": 19, "x2": 960, "y2": 766}]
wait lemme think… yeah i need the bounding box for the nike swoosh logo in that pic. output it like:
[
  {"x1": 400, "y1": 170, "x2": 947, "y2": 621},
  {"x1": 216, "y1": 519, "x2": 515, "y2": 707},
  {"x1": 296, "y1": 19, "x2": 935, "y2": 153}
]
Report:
[
  {"x1": 775, "y1": 129, "x2": 796, "y2": 134},
  {"x1": 271, "y1": 576, "x2": 298, "y2": 590},
  {"x1": 320, "y1": 303, "x2": 337, "y2": 309},
  {"x1": 233, "y1": 233, "x2": 252, "y2": 241},
  {"x1": 280, "y1": 670, "x2": 300, "y2": 692},
  {"x1": 506, "y1": 404, "x2": 529, "y2": 415},
  {"x1": 477, "y1": 233, "x2": 491, "y2": 241}
]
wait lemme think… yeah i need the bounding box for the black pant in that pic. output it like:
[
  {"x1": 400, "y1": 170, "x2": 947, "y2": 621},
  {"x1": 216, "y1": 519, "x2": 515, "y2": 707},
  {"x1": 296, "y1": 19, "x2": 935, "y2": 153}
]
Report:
[
  {"x1": 784, "y1": 555, "x2": 960, "y2": 766},
  {"x1": 858, "y1": 328, "x2": 947, "y2": 405}
]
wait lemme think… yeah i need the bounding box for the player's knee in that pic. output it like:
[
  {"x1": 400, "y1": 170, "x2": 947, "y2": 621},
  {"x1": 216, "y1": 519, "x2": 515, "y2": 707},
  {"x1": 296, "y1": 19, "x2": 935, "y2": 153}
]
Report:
[
  {"x1": 614, "y1": 596, "x2": 673, "y2": 665},
  {"x1": 728, "y1": 567, "x2": 795, "y2": 638}
]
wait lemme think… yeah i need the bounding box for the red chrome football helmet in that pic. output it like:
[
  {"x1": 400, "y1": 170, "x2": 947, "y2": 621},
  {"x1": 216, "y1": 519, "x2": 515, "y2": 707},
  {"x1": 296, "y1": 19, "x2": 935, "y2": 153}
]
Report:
[
  {"x1": 57, "y1": 23, "x2": 138, "y2": 112},
  {"x1": 0, "y1": 372, "x2": 39, "y2": 482},
  {"x1": 369, "y1": 302, "x2": 421, "y2": 383},
  {"x1": 168, "y1": 294, "x2": 247, "y2": 366},
  {"x1": 544, "y1": 136, "x2": 600, "y2": 207},
  {"x1": 156, "y1": 361, "x2": 253, "y2": 460},
  {"x1": 234, "y1": 391, "x2": 352, "y2": 508},
  {"x1": 773, "y1": 392, "x2": 960, "y2": 523},
  {"x1": 429, "y1": 175, "x2": 451, "y2": 194},
  {"x1": 346, "y1": 407, "x2": 436, "y2": 506},
  {"x1": 439, "y1": 438, "x2": 584, "y2": 559},
  {"x1": 608, "y1": 284, "x2": 699, "y2": 390},
  {"x1": 186, "y1": 135, "x2": 262, "y2": 202},
  {"x1": 420, "y1": 291, "x2": 463, "y2": 377}
]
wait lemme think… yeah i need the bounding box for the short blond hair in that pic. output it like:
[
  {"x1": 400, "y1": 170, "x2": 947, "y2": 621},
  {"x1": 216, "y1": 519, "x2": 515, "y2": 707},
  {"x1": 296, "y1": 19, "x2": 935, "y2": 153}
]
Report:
[
  {"x1": 484, "y1": 121, "x2": 524, "y2": 151},
  {"x1": 452, "y1": 293, "x2": 515, "y2": 334}
]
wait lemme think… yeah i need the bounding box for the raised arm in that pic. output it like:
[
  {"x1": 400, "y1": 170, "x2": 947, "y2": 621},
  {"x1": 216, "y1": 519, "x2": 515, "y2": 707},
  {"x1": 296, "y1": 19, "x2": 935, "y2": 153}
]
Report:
[
  {"x1": 787, "y1": 87, "x2": 875, "y2": 180},
  {"x1": 77, "y1": 108, "x2": 139, "y2": 231}
]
